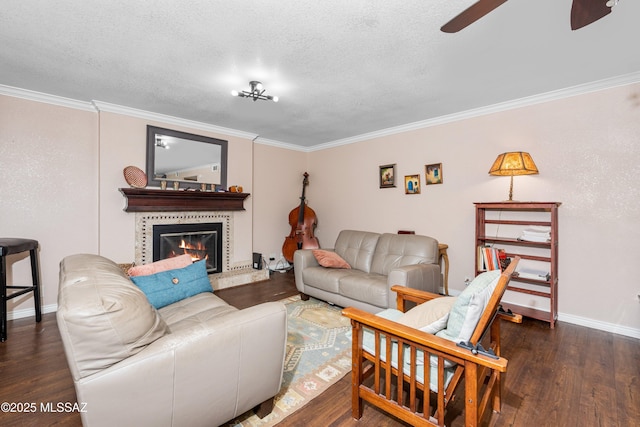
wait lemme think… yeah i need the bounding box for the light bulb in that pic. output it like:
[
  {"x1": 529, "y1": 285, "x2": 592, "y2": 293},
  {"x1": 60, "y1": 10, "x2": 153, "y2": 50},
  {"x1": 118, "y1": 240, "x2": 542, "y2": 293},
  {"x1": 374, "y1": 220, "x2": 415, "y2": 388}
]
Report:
[
  {"x1": 272, "y1": 96, "x2": 279, "y2": 102},
  {"x1": 231, "y1": 90, "x2": 239, "y2": 97}
]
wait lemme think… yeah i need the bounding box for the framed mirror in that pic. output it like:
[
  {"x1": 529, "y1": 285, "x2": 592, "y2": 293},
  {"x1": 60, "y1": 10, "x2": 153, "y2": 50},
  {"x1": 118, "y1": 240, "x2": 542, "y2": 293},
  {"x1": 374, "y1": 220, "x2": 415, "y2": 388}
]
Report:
[{"x1": 146, "y1": 125, "x2": 228, "y2": 189}]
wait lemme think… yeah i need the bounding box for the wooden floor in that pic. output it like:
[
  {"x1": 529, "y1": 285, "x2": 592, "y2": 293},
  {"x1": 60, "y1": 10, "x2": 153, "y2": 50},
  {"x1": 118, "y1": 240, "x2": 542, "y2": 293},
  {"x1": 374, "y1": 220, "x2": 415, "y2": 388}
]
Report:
[{"x1": 1, "y1": 270, "x2": 639, "y2": 427}]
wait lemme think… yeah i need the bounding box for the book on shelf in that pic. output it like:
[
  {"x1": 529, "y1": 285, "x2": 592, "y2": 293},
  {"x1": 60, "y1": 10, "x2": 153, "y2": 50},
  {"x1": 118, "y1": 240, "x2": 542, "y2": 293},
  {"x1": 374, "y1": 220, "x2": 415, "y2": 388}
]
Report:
[{"x1": 477, "y1": 246, "x2": 506, "y2": 271}]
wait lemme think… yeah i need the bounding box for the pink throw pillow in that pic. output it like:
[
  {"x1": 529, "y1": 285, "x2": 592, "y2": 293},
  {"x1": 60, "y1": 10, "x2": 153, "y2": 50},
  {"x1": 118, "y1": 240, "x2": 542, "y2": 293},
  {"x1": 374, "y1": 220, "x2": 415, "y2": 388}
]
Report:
[
  {"x1": 128, "y1": 254, "x2": 193, "y2": 277},
  {"x1": 312, "y1": 250, "x2": 351, "y2": 269}
]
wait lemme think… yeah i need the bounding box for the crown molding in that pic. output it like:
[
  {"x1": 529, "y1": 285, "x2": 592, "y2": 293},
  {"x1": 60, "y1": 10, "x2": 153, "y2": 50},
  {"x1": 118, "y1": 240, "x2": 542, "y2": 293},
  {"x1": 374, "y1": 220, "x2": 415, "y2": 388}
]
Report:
[
  {"x1": 92, "y1": 101, "x2": 258, "y2": 140},
  {"x1": 253, "y1": 136, "x2": 309, "y2": 152},
  {"x1": 4, "y1": 70, "x2": 640, "y2": 150},
  {"x1": 311, "y1": 71, "x2": 640, "y2": 151},
  {"x1": 0, "y1": 84, "x2": 96, "y2": 112}
]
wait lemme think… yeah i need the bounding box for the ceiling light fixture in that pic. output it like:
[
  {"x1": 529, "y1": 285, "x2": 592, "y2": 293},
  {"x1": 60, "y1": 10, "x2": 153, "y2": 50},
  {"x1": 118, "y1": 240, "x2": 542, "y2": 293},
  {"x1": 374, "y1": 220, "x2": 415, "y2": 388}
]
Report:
[{"x1": 231, "y1": 81, "x2": 279, "y2": 102}]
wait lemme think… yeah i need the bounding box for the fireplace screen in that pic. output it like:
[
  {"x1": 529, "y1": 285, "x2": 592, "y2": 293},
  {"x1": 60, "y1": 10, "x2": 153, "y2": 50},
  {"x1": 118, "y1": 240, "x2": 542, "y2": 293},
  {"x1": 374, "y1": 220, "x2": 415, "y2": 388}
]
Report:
[{"x1": 152, "y1": 223, "x2": 223, "y2": 273}]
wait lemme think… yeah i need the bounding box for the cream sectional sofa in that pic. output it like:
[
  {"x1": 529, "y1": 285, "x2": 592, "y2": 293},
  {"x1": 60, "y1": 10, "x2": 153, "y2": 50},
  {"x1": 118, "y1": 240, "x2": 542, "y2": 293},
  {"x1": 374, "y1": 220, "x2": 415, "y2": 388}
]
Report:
[
  {"x1": 294, "y1": 230, "x2": 442, "y2": 313},
  {"x1": 56, "y1": 253, "x2": 287, "y2": 427}
]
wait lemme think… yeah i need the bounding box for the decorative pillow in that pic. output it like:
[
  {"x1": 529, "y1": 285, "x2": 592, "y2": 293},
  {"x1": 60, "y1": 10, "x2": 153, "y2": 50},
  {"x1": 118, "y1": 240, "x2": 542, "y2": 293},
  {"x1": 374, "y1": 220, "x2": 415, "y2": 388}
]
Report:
[
  {"x1": 130, "y1": 259, "x2": 212, "y2": 309},
  {"x1": 128, "y1": 254, "x2": 192, "y2": 277},
  {"x1": 397, "y1": 296, "x2": 457, "y2": 334},
  {"x1": 436, "y1": 270, "x2": 501, "y2": 344},
  {"x1": 313, "y1": 249, "x2": 351, "y2": 269}
]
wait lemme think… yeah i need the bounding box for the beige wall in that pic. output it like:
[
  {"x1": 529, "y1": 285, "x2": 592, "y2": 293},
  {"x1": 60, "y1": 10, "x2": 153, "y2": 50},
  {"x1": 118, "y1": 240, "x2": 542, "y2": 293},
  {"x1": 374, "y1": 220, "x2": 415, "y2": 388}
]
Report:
[
  {"x1": 251, "y1": 143, "x2": 308, "y2": 261},
  {"x1": 298, "y1": 82, "x2": 640, "y2": 334},
  {"x1": 0, "y1": 96, "x2": 98, "y2": 316},
  {"x1": 2, "y1": 80, "x2": 639, "y2": 336},
  {"x1": 97, "y1": 111, "x2": 255, "y2": 265}
]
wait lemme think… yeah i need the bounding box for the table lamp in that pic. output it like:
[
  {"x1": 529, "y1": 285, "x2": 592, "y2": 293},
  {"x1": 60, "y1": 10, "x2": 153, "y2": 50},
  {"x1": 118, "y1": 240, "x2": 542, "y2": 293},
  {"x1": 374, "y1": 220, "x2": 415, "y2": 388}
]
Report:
[{"x1": 488, "y1": 152, "x2": 538, "y2": 201}]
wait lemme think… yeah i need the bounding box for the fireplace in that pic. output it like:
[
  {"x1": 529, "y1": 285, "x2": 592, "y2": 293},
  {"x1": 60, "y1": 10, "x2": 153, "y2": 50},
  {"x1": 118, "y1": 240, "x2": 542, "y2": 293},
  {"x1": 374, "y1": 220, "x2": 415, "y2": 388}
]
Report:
[
  {"x1": 135, "y1": 211, "x2": 268, "y2": 290},
  {"x1": 152, "y1": 223, "x2": 223, "y2": 273}
]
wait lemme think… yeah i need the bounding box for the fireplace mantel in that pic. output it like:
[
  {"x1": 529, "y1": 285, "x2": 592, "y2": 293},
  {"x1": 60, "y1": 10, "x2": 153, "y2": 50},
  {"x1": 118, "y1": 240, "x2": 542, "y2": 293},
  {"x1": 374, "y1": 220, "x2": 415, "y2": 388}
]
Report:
[{"x1": 120, "y1": 188, "x2": 249, "y2": 212}]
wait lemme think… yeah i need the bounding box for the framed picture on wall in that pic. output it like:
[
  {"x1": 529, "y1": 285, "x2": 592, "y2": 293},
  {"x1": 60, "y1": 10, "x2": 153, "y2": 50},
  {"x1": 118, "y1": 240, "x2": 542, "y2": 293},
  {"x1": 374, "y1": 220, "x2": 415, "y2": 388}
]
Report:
[
  {"x1": 425, "y1": 163, "x2": 443, "y2": 185},
  {"x1": 379, "y1": 164, "x2": 396, "y2": 188},
  {"x1": 404, "y1": 174, "x2": 421, "y2": 194}
]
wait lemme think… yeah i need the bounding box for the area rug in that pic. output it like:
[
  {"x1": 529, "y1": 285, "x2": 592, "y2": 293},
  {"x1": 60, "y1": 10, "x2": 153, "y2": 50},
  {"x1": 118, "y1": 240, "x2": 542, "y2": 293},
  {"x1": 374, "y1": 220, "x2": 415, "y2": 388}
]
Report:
[{"x1": 227, "y1": 295, "x2": 352, "y2": 427}]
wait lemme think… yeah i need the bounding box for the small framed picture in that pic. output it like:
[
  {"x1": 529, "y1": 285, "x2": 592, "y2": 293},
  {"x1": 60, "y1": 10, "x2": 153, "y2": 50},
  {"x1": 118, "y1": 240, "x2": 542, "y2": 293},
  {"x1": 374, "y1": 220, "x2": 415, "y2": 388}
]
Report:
[
  {"x1": 404, "y1": 174, "x2": 421, "y2": 194},
  {"x1": 425, "y1": 163, "x2": 443, "y2": 185},
  {"x1": 379, "y1": 164, "x2": 396, "y2": 188}
]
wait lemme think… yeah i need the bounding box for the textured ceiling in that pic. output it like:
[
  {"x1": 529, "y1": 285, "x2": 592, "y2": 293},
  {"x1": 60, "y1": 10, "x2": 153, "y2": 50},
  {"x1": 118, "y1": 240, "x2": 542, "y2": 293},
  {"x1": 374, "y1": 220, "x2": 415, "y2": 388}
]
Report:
[{"x1": 1, "y1": 1, "x2": 639, "y2": 148}]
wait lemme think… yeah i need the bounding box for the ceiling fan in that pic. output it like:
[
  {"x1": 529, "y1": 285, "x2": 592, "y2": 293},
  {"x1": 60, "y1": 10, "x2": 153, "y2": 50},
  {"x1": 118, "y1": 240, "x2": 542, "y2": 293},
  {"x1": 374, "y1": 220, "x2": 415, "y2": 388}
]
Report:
[{"x1": 441, "y1": 0, "x2": 619, "y2": 33}]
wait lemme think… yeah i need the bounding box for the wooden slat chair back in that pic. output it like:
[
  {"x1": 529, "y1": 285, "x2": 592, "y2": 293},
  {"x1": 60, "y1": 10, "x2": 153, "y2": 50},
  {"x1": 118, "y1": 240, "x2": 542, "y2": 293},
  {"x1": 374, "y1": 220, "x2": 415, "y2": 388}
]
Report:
[{"x1": 342, "y1": 257, "x2": 521, "y2": 427}]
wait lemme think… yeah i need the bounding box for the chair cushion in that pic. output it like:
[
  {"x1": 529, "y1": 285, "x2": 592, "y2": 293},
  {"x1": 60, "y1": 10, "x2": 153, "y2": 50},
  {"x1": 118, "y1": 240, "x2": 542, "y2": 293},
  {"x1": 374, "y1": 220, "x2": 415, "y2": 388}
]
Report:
[
  {"x1": 131, "y1": 259, "x2": 213, "y2": 309},
  {"x1": 127, "y1": 254, "x2": 192, "y2": 276},
  {"x1": 360, "y1": 309, "x2": 455, "y2": 392},
  {"x1": 436, "y1": 270, "x2": 501, "y2": 344},
  {"x1": 397, "y1": 296, "x2": 457, "y2": 334},
  {"x1": 312, "y1": 249, "x2": 351, "y2": 269}
]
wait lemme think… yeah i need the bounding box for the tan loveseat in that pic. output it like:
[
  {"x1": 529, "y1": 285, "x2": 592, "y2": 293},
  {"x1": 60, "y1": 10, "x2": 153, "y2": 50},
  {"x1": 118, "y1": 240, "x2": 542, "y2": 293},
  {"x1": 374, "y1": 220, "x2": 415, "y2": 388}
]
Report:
[
  {"x1": 294, "y1": 230, "x2": 442, "y2": 313},
  {"x1": 56, "y1": 254, "x2": 287, "y2": 427}
]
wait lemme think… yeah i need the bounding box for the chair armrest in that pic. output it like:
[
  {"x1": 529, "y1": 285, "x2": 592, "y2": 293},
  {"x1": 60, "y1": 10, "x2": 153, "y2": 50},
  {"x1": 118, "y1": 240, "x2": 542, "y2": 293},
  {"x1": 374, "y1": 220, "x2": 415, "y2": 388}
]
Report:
[
  {"x1": 387, "y1": 263, "x2": 442, "y2": 308},
  {"x1": 342, "y1": 306, "x2": 507, "y2": 371},
  {"x1": 294, "y1": 249, "x2": 322, "y2": 293},
  {"x1": 390, "y1": 284, "x2": 443, "y2": 311},
  {"x1": 497, "y1": 311, "x2": 523, "y2": 324}
]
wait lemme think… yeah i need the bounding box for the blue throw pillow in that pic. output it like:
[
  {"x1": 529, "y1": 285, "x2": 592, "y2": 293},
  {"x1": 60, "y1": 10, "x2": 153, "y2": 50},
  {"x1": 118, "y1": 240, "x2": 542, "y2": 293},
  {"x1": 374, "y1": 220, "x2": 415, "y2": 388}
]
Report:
[{"x1": 130, "y1": 259, "x2": 212, "y2": 309}]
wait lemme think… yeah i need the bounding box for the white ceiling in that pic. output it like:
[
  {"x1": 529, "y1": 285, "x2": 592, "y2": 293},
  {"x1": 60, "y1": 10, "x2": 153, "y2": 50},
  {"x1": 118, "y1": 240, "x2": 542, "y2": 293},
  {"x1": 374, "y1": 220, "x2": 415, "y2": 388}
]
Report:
[{"x1": 2, "y1": 1, "x2": 639, "y2": 148}]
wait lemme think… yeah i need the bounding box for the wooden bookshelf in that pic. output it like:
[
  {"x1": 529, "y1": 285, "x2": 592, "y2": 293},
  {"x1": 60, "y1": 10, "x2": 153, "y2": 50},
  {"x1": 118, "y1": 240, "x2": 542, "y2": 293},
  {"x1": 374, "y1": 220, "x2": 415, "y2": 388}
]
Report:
[{"x1": 475, "y1": 202, "x2": 560, "y2": 328}]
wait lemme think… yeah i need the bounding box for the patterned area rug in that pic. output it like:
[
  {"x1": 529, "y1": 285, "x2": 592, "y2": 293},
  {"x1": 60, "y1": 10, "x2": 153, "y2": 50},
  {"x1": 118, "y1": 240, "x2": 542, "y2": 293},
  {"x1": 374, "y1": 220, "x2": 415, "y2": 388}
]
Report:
[{"x1": 228, "y1": 295, "x2": 352, "y2": 427}]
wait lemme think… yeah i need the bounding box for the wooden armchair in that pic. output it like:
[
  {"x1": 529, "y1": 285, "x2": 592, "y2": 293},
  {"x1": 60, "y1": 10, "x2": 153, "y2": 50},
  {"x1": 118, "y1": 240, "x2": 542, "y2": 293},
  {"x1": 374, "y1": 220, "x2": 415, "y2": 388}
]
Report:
[{"x1": 342, "y1": 257, "x2": 521, "y2": 427}]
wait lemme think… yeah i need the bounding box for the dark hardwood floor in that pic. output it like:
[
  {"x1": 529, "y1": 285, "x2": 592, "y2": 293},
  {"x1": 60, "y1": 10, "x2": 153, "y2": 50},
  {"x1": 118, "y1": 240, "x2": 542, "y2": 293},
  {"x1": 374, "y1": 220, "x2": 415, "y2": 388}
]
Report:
[{"x1": 1, "y1": 270, "x2": 638, "y2": 427}]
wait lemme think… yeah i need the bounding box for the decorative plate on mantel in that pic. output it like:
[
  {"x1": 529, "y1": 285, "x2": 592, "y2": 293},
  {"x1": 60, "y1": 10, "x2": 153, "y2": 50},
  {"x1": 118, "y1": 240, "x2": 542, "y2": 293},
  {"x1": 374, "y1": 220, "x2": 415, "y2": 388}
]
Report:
[{"x1": 123, "y1": 166, "x2": 148, "y2": 188}]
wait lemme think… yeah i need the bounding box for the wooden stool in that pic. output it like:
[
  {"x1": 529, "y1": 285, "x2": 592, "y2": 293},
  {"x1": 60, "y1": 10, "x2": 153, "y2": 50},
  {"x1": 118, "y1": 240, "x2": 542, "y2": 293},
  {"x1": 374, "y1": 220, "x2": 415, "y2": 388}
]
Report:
[{"x1": 0, "y1": 238, "x2": 42, "y2": 342}]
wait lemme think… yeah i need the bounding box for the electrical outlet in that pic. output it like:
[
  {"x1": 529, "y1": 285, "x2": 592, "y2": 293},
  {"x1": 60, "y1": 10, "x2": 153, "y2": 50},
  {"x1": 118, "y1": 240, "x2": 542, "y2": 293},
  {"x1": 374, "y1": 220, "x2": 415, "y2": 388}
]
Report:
[{"x1": 269, "y1": 253, "x2": 276, "y2": 261}]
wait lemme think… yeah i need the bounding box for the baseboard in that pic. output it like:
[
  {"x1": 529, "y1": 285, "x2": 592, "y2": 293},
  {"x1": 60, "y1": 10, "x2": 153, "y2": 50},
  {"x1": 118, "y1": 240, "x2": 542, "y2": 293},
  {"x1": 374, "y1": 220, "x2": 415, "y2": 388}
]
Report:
[
  {"x1": 7, "y1": 304, "x2": 57, "y2": 321},
  {"x1": 558, "y1": 312, "x2": 640, "y2": 340}
]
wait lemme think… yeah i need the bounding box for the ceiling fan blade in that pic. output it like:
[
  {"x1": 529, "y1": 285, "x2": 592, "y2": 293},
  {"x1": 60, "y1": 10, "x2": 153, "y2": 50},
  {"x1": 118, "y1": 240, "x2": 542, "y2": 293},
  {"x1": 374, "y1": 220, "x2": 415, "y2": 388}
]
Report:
[
  {"x1": 441, "y1": 0, "x2": 509, "y2": 33},
  {"x1": 571, "y1": 0, "x2": 612, "y2": 30}
]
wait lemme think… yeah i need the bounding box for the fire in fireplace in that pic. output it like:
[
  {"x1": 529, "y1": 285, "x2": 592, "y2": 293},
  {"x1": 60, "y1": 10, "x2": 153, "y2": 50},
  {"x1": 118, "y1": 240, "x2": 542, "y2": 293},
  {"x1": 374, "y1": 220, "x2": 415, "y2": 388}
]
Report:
[{"x1": 152, "y1": 223, "x2": 223, "y2": 273}]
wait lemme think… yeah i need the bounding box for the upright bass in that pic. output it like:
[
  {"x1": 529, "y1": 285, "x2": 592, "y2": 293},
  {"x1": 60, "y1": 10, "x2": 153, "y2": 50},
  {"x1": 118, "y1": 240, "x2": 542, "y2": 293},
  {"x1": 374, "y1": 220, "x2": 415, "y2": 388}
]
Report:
[{"x1": 282, "y1": 172, "x2": 319, "y2": 263}]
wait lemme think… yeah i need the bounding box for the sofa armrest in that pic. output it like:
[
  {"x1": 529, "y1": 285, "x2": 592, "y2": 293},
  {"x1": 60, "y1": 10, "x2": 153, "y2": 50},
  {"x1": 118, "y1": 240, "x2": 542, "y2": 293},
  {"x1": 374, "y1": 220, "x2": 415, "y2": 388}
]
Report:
[
  {"x1": 387, "y1": 264, "x2": 442, "y2": 308},
  {"x1": 294, "y1": 248, "x2": 323, "y2": 293},
  {"x1": 75, "y1": 302, "x2": 287, "y2": 427}
]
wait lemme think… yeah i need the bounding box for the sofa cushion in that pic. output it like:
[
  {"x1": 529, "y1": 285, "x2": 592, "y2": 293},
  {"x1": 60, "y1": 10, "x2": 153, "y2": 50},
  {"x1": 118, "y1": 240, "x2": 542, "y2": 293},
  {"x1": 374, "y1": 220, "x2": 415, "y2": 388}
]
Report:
[
  {"x1": 397, "y1": 296, "x2": 457, "y2": 334},
  {"x1": 370, "y1": 233, "x2": 439, "y2": 276},
  {"x1": 128, "y1": 254, "x2": 192, "y2": 276},
  {"x1": 131, "y1": 259, "x2": 213, "y2": 309},
  {"x1": 339, "y1": 273, "x2": 388, "y2": 308},
  {"x1": 302, "y1": 266, "x2": 354, "y2": 293},
  {"x1": 334, "y1": 230, "x2": 380, "y2": 273},
  {"x1": 57, "y1": 254, "x2": 169, "y2": 379},
  {"x1": 158, "y1": 292, "x2": 238, "y2": 332},
  {"x1": 436, "y1": 270, "x2": 501, "y2": 344},
  {"x1": 312, "y1": 249, "x2": 351, "y2": 269}
]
